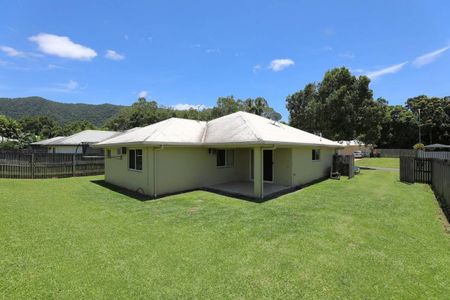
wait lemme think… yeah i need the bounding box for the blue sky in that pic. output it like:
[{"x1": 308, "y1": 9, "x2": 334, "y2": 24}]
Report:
[{"x1": 1, "y1": 0, "x2": 449, "y2": 119}]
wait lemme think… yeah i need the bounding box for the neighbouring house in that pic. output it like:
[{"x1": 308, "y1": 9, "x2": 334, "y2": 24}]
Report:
[
  {"x1": 0, "y1": 136, "x2": 18, "y2": 143},
  {"x1": 337, "y1": 140, "x2": 372, "y2": 156},
  {"x1": 94, "y1": 111, "x2": 343, "y2": 199},
  {"x1": 32, "y1": 130, "x2": 119, "y2": 155},
  {"x1": 424, "y1": 144, "x2": 450, "y2": 151}
]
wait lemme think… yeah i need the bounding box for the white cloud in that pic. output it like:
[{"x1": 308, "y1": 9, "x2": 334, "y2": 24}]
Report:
[
  {"x1": 205, "y1": 48, "x2": 220, "y2": 54},
  {"x1": 366, "y1": 62, "x2": 408, "y2": 80},
  {"x1": 105, "y1": 49, "x2": 125, "y2": 61},
  {"x1": 269, "y1": 58, "x2": 295, "y2": 72},
  {"x1": 138, "y1": 90, "x2": 148, "y2": 98},
  {"x1": 252, "y1": 64, "x2": 262, "y2": 73},
  {"x1": 172, "y1": 103, "x2": 208, "y2": 110},
  {"x1": 339, "y1": 52, "x2": 355, "y2": 59},
  {"x1": 350, "y1": 68, "x2": 365, "y2": 74},
  {"x1": 62, "y1": 80, "x2": 79, "y2": 91},
  {"x1": 29, "y1": 33, "x2": 97, "y2": 60},
  {"x1": 45, "y1": 80, "x2": 81, "y2": 93},
  {"x1": 412, "y1": 46, "x2": 450, "y2": 68},
  {"x1": 0, "y1": 46, "x2": 24, "y2": 57}
]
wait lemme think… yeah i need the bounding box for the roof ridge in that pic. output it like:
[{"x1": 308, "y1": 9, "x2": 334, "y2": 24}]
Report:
[
  {"x1": 143, "y1": 118, "x2": 175, "y2": 143},
  {"x1": 239, "y1": 112, "x2": 262, "y2": 142},
  {"x1": 201, "y1": 121, "x2": 208, "y2": 143}
]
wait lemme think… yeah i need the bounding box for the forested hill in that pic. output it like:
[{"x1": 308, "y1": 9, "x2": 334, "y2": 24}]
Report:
[{"x1": 0, "y1": 97, "x2": 124, "y2": 126}]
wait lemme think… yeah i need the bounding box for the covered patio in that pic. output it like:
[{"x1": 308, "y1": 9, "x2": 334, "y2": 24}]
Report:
[{"x1": 204, "y1": 180, "x2": 291, "y2": 200}]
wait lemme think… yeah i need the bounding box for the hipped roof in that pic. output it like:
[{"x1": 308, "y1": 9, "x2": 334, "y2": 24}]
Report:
[{"x1": 95, "y1": 111, "x2": 342, "y2": 148}]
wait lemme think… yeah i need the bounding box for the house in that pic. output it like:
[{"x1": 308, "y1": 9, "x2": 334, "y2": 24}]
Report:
[
  {"x1": 0, "y1": 136, "x2": 18, "y2": 143},
  {"x1": 337, "y1": 140, "x2": 372, "y2": 156},
  {"x1": 95, "y1": 112, "x2": 342, "y2": 200},
  {"x1": 32, "y1": 130, "x2": 119, "y2": 155}
]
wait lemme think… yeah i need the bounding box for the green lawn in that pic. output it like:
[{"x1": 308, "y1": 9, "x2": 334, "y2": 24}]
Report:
[
  {"x1": 1, "y1": 171, "x2": 449, "y2": 298},
  {"x1": 356, "y1": 157, "x2": 400, "y2": 169}
]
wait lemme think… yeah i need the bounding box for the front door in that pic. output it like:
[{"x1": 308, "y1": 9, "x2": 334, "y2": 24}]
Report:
[{"x1": 263, "y1": 150, "x2": 273, "y2": 182}]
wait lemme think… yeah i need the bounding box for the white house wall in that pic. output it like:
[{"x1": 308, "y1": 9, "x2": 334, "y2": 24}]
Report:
[
  {"x1": 291, "y1": 147, "x2": 334, "y2": 186},
  {"x1": 104, "y1": 147, "x2": 152, "y2": 195},
  {"x1": 154, "y1": 147, "x2": 248, "y2": 196}
]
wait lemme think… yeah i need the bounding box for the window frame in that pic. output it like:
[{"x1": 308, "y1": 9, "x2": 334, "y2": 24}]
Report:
[
  {"x1": 312, "y1": 149, "x2": 321, "y2": 161},
  {"x1": 216, "y1": 149, "x2": 234, "y2": 168},
  {"x1": 128, "y1": 148, "x2": 143, "y2": 171}
]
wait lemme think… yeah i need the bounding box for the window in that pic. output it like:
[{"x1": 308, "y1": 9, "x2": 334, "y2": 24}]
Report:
[
  {"x1": 216, "y1": 149, "x2": 234, "y2": 167},
  {"x1": 129, "y1": 149, "x2": 143, "y2": 171},
  {"x1": 312, "y1": 149, "x2": 320, "y2": 161},
  {"x1": 106, "y1": 149, "x2": 112, "y2": 158}
]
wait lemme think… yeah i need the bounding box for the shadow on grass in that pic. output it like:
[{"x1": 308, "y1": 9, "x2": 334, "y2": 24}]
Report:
[
  {"x1": 91, "y1": 180, "x2": 155, "y2": 201},
  {"x1": 91, "y1": 176, "x2": 347, "y2": 204}
]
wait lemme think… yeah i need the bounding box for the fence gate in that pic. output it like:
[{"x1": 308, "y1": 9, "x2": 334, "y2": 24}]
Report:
[
  {"x1": 400, "y1": 157, "x2": 432, "y2": 183},
  {"x1": 414, "y1": 158, "x2": 432, "y2": 183}
]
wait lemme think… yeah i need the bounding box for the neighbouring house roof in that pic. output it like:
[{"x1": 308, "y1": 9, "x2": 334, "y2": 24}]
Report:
[
  {"x1": 95, "y1": 111, "x2": 342, "y2": 148},
  {"x1": 337, "y1": 140, "x2": 366, "y2": 146},
  {"x1": 31, "y1": 136, "x2": 66, "y2": 145},
  {"x1": 0, "y1": 136, "x2": 18, "y2": 142},
  {"x1": 32, "y1": 130, "x2": 119, "y2": 146},
  {"x1": 424, "y1": 143, "x2": 450, "y2": 149}
]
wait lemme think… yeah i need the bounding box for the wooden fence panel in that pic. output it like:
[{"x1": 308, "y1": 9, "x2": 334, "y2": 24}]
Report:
[
  {"x1": 414, "y1": 158, "x2": 432, "y2": 183},
  {"x1": 379, "y1": 149, "x2": 450, "y2": 160},
  {"x1": 400, "y1": 156, "x2": 415, "y2": 183},
  {"x1": 0, "y1": 152, "x2": 104, "y2": 179},
  {"x1": 431, "y1": 160, "x2": 450, "y2": 209}
]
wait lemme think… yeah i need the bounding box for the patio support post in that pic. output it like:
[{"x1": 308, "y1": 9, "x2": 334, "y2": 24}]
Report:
[{"x1": 253, "y1": 146, "x2": 263, "y2": 198}]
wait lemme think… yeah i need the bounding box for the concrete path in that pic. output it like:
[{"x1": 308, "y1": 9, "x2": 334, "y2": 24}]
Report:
[{"x1": 358, "y1": 166, "x2": 399, "y2": 172}]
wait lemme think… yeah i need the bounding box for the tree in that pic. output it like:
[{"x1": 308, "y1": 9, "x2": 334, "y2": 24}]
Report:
[
  {"x1": 406, "y1": 95, "x2": 450, "y2": 145},
  {"x1": 19, "y1": 116, "x2": 62, "y2": 138},
  {"x1": 0, "y1": 115, "x2": 21, "y2": 140},
  {"x1": 62, "y1": 120, "x2": 96, "y2": 136},
  {"x1": 286, "y1": 67, "x2": 384, "y2": 144}
]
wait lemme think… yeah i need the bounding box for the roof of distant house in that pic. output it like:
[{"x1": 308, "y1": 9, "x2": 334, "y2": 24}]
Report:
[
  {"x1": 95, "y1": 111, "x2": 342, "y2": 148},
  {"x1": 32, "y1": 130, "x2": 119, "y2": 146},
  {"x1": 424, "y1": 143, "x2": 450, "y2": 149},
  {"x1": 32, "y1": 136, "x2": 66, "y2": 145},
  {"x1": 0, "y1": 136, "x2": 18, "y2": 142},
  {"x1": 338, "y1": 140, "x2": 366, "y2": 146}
]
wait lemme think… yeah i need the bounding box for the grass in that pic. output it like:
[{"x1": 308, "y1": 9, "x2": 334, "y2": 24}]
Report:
[
  {"x1": 356, "y1": 157, "x2": 400, "y2": 169},
  {"x1": 1, "y1": 171, "x2": 449, "y2": 298}
]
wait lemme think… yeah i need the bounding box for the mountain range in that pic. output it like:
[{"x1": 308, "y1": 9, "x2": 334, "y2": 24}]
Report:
[{"x1": 0, "y1": 97, "x2": 125, "y2": 126}]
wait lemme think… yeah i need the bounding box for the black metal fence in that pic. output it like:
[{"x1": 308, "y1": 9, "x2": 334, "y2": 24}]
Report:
[{"x1": 0, "y1": 151, "x2": 104, "y2": 179}]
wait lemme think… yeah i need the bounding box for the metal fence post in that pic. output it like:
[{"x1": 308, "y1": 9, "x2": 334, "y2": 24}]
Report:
[
  {"x1": 72, "y1": 154, "x2": 76, "y2": 177},
  {"x1": 30, "y1": 153, "x2": 35, "y2": 179}
]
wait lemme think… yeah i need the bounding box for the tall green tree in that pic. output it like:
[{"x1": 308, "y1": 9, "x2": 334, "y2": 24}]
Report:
[
  {"x1": 286, "y1": 67, "x2": 384, "y2": 144},
  {"x1": 0, "y1": 115, "x2": 21, "y2": 140}
]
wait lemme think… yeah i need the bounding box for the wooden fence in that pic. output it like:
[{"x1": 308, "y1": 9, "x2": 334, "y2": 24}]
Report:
[
  {"x1": 431, "y1": 159, "x2": 450, "y2": 211},
  {"x1": 0, "y1": 152, "x2": 104, "y2": 179},
  {"x1": 378, "y1": 149, "x2": 450, "y2": 160},
  {"x1": 400, "y1": 156, "x2": 450, "y2": 215}
]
